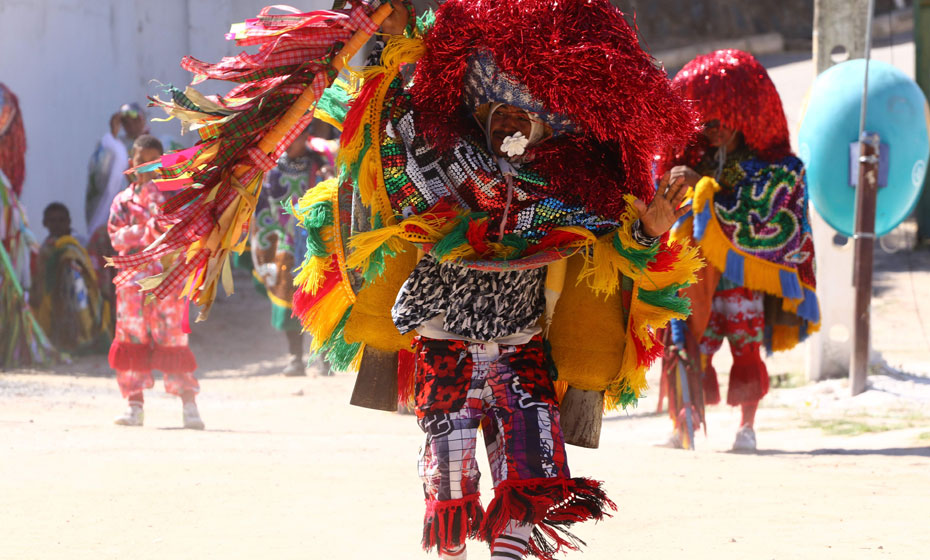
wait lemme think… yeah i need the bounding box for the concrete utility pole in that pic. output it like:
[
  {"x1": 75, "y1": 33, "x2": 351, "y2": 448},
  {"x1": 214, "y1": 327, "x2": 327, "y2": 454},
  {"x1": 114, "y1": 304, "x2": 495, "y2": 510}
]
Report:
[
  {"x1": 915, "y1": 1, "x2": 930, "y2": 244},
  {"x1": 807, "y1": 0, "x2": 870, "y2": 384}
]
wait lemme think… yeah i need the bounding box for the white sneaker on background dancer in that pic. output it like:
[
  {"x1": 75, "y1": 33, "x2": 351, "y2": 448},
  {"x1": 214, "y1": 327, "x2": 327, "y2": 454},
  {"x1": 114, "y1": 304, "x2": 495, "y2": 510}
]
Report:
[
  {"x1": 114, "y1": 403, "x2": 144, "y2": 427},
  {"x1": 182, "y1": 401, "x2": 205, "y2": 430},
  {"x1": 732, "y1": 424, "x2": 756, "y2": 451}
]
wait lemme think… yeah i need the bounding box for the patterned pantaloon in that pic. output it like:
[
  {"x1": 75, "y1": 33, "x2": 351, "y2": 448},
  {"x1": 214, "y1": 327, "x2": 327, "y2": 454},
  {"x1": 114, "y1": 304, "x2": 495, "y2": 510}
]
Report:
[
  {"x1": 414, "y1": 336, "x2": 612, "y2": 559},
  {"x1": 109, "y1": 283, "x2": 198, "y2": 398},
  {"x1": 699, "y1": 286, "x2": 769, "y2": 405}
]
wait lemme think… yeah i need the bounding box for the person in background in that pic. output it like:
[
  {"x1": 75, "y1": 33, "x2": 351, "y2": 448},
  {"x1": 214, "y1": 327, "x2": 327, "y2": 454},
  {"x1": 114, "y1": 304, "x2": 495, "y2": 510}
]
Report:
[
  {"x1": 31, "y1": 203, "x2": 110, "y2": 353},
  {"x1": 657, "y1": 50, "x2": 820, "y2": 452},
  {"x1": 251, "y1": 126, "x2": 335, "y2": 376},
  {"x1": 87, "y1": 103, "x2": 150, "y2": 331},
  {"x1": 107, "y1": 135, "x2": 203, "y2": 429}
]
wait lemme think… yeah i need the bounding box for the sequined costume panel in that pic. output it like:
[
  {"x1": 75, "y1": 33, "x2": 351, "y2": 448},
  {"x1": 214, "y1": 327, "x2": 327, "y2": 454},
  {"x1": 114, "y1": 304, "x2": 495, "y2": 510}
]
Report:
[{"x1": 380, "y1": 76, "x2": 620, "y2": 246}]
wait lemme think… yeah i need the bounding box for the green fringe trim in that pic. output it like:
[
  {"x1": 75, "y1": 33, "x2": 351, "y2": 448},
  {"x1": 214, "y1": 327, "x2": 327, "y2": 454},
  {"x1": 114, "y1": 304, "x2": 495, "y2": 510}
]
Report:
[
  {"x1": 317, "y1": 78, "x2": 352, "y2": 125},
  {"x1": 612, "y1": 231, "x2": 660, "y2": 273},
  {"x1": 415, "y1": 9, "x2": 436, "y2": 36},
  {"x1": 637, "y1": 283, "x2": 692, "y2": 317},
  {"x1": 498, "y1": 233, "x2": 527, "y2": 259},
  {"x1": 605, "y1": 383, "x2": 639, "y2": 409},
  {"x1": 313, "y1": 307, "x2": 362, "y2": 372}
]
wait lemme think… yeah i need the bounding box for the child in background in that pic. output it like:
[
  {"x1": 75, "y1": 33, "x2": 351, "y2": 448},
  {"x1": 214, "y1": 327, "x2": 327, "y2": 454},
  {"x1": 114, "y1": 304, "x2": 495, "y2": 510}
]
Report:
[
  {"x1": 32, "y1": 202, "x2": 110, "y2": 352},
  {"x1": 107, "y1": 135, "x2": 203, "y2": 429}
]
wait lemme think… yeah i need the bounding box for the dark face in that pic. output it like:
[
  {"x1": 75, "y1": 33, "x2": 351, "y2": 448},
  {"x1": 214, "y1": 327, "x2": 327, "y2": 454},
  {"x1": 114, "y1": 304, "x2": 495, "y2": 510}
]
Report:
[
  {"x1": 701, "y1": 119, "x2": 739, "y2": 150},
  {"x1": 286, "y1": 127, "x2": 312, "y2": 159},
  {"x1": 121, "y1": 113, "x2": 148, "y2": 140},
  {"x1": 44, "y1": 208, "x2": 71, "y2": 238},
  {"x1": 488, "y1": 105, "x2": 534, "y2": 157}
]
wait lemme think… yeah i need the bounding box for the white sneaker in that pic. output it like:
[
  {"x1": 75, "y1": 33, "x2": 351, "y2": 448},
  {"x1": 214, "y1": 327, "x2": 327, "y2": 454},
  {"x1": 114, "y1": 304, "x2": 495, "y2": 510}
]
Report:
[
  {"x1": 182, "y1": 402, "x2": 205, "y2": 430},
  {"x1": 282, "y1": 355, "x2": 306, "y2": 377},
  {"x1": 114, "y1": 404, "x2": 144, "y2": 427},
  {"x1": 307, "y1": 355, "x2": 332, "y2": 377},
  {"x1": 732, "y1": 424, "x2": 756, "y2": 451},
  {"x1": 655, "y1": 431, "x2": 683, "y2": 449}
]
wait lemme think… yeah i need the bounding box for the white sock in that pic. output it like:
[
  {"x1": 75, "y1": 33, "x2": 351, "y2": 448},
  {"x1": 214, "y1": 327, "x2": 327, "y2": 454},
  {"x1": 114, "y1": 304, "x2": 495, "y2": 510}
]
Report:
[{"x1": 490, "y1": 521, "x2": 532, "y2": 559}]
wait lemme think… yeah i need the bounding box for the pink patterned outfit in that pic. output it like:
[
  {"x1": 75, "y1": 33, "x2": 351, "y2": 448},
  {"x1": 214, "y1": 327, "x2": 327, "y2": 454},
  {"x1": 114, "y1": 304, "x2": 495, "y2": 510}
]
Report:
[{"x1": 107, "y1": 180, "x2": 198, "y2": 398}]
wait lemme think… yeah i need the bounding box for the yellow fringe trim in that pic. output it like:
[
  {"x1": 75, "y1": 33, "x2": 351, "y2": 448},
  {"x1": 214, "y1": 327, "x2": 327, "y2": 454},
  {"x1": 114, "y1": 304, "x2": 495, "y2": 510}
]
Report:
[
  {"x1": 291, "y1": 179, "x2": 340, "y2": 294},
  {"x1": 300, "y1": 276, "x2": 355, "y2": 354}
]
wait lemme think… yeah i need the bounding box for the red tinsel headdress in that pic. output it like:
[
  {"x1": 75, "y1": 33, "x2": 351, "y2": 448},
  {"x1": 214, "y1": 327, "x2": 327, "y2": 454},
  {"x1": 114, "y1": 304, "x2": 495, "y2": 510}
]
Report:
[
  {"x1": 658, "y1": 49, "x2": 791, "y2": 175},
  {"x1": 0, "y1": 83, "x2": 26, "y2": 196},
  {"x1": 408, "y1": 0, "x2": 697, "y2": 213}
]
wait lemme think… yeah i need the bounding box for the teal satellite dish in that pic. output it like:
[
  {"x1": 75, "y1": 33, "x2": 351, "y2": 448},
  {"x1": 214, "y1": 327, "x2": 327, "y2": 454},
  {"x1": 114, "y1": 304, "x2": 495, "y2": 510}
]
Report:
[{"x1": 798, "y1": 59, "x2": 929, "y2": 237}]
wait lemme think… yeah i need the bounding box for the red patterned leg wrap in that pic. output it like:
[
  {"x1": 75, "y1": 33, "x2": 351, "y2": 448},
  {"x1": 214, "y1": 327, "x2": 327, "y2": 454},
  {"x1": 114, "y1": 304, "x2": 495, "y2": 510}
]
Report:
[
  {"x1": 108, "y1": 341, "x2": 152, "y2": 373},
  {"x1": 703, "y1": 362, "x2": 721, "y2": 405},
  {"x1": 726, "y1": 352, "x2": 768, "y2": 406},
  {"x1": 422, "y1": 493, "x2": 485, "y2": 553},
  {"x1": 151, "y1": 345, "x2": 197, "y2": 374},
  {"x1": 482, "y1": 477, "x2": 616, "y2": 560}
]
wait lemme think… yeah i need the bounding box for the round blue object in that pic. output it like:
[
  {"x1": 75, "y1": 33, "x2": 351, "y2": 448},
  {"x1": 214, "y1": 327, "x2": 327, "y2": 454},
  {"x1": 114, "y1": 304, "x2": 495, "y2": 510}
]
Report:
[{"x1": 798, "y1": 59, "x2": 929, "y2": 237}]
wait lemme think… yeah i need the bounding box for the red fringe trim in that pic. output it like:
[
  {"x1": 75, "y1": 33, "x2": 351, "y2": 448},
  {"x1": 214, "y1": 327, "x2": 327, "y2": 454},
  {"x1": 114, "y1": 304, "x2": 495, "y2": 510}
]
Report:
[
  {"x1": 703, "y1": 362, "x2": 721, "y2": 406},
  {"x1": 726, "y1": 353, "x2": 769, "y2": 406},
  {"x1": 108, "y1": 342, "x2": 152, "y2": 373},
  {"x1": 483, "y1": 477, "x2": 616, "y2": 560},
  {"x1": 396, "y1": 348, "x2": 416, "y2": 406},
  {"x1": 151, "y1": 345, "x2": 197, "y2": 374},
  {"x1": 422, "y1": 493, "x2": 485, "y2": 552}
]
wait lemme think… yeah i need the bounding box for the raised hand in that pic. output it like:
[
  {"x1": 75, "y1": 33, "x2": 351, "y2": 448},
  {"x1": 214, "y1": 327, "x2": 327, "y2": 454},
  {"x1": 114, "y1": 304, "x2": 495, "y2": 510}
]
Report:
[
  {"x1": 633, "y1": 171, "x2": 693, "y2": 238},
  {"x1": 381, "y1": 0, "x2": 410, "y2": 35}
]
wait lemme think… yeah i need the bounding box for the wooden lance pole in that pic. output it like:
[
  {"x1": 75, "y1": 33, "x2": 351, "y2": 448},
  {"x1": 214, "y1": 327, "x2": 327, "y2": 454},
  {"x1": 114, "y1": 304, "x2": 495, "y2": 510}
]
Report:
[{"x1": 849, "y1": 0, "x2": 878, "y2": 396}]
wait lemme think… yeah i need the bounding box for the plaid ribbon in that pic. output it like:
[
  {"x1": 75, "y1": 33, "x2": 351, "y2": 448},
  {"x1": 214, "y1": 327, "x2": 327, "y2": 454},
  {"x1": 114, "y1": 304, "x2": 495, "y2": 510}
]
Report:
[{"x1": 111, "y1": 1, "x2": 377, "y2": 301}]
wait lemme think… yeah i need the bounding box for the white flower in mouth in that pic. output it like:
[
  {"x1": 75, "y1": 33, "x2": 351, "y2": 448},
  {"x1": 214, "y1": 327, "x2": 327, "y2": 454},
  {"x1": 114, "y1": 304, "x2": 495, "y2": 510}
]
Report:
[{"x1": 500, "y1": 131, "x2": 529, "y2": 157}]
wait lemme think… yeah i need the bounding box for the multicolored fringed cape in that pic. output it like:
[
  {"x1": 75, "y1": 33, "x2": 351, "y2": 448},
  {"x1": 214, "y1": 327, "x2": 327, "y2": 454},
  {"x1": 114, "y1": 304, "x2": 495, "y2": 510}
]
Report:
[
  {"x1": 671, "y1": 154, "x2": 821, "y2": 352},
  {"x1": 289, "y1": 17, "x2": 703, "y2": 408},
  {"x1": 0, "y1": 171, "x2": 58, "y2": 368}
]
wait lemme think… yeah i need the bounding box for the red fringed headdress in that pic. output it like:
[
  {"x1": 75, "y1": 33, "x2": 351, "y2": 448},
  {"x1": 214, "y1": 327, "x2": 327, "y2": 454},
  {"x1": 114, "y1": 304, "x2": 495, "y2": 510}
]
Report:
[
  {"x1": 658, "y1": 49, "x2": 791, "y2": 175},
  {"x1": 0, "y1": 83, "x2": 26, "y2": 196},
  {"x1": 408, "y1": 0, "x2": 696, "y2": 213}
]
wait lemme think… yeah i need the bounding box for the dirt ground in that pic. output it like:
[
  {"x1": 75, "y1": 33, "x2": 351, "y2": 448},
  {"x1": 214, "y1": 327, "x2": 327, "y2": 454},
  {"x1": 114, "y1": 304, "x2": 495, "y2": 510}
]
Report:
[{"x1": 3, "y1": 259, "x2": 930, "y2": 560}]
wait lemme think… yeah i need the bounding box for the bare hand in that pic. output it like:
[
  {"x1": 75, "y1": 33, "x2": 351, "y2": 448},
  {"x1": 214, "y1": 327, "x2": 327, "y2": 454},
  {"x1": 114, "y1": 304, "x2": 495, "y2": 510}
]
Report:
[
  {"x1": 668, "y1": 165, "x2": 702, "y2": 190},
  {"x1": 633, "y1": 172, "x2": 691, "y2": 238},
  {"x1": 381, "y1": 0, "x2": 410, "y2": 35}
]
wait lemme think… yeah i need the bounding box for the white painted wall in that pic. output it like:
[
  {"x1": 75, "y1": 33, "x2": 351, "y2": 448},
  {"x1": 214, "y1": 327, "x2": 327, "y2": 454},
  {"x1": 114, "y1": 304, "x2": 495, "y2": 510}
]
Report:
[{"x1": 0, "y1": 0, "x2": 332, "y2": 236}]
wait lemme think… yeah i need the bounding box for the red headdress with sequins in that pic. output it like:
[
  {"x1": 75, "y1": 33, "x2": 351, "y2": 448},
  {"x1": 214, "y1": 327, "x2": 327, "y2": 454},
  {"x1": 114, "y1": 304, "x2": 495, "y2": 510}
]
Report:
[
  {"x1": 658, "y1": 49, "x2": 791, "y2": 175},
  {"x1": 408, "y1": 0, "x2": 697, "y2": 216}
]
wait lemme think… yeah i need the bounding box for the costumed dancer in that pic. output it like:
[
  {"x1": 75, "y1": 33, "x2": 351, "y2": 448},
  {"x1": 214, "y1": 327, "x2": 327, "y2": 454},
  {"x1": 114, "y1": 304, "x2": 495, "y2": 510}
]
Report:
[
  {"x1": 657, "y1": 50, "x2": 820, "y2": 451},
  {"x1": 32, "y1": 202, "x2": 111, "y2": 353},
  {"x1": 103, "y1": 1, "x2": 699, "y2": 556},
  {"x1": 251, "y1": 125, "x2": 335, "y2": 376},
  {"x1": 1, "y1": 83, "x2": 57, "y2": 368},
  {"x1": 107, "y1": 135, "x2": 202, "y2": 429},
  {"x1": 289, "y1": 1, "x2": 700, "y2": 557}
]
